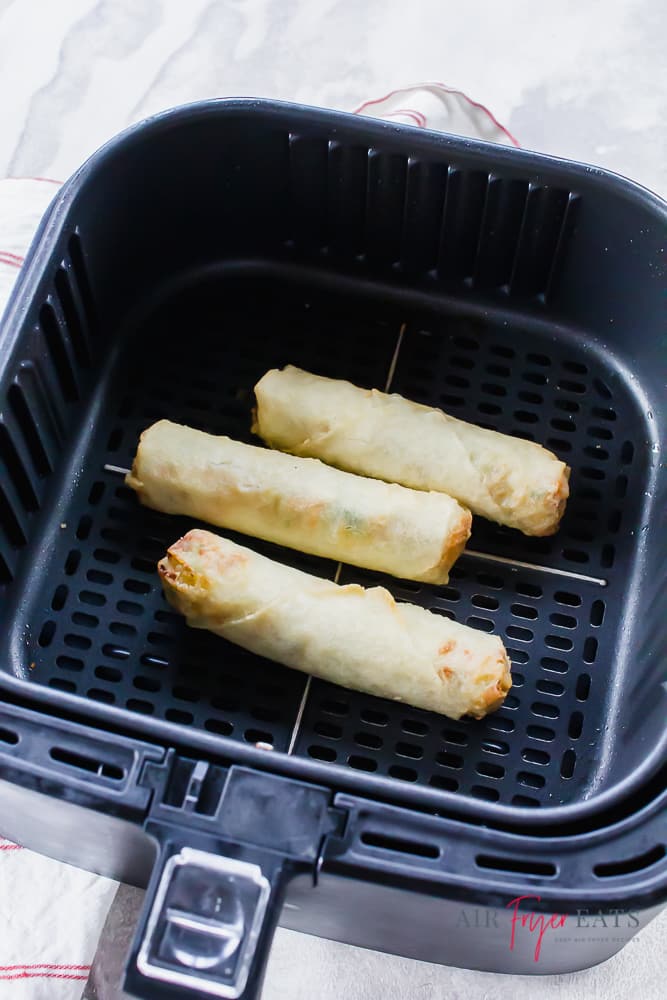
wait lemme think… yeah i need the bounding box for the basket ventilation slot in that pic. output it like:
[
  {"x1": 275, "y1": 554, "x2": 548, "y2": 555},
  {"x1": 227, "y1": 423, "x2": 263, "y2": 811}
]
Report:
[
  {"x1": 360, "y1": 831, "x2": 440, "y2": 860},
  {"x1": 476, "y1": 853, "x2": 557, "y2": 877},
  {"x1": 286, "y1": 135, "x2": 576, "y2": 299},
  {"x1": 593, "y1": 845, "x2": 666, "y2": 878},
  {"x1": 0, "y1": 230, "x2": 93, "y2": 583},
  {"x1": 49, "y1": 745, "x2": 125, "y2": 781}
]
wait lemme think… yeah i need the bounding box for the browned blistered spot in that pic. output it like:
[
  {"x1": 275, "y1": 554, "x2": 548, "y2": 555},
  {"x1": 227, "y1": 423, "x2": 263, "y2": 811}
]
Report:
[
  {"x1": 438, "y1": 640, "x2": 455, "y2": 657},
  {"x1": 299, "y1": 499, "x2": 327, "y2": 529},
  {"x1": 438, "y1": 666, "x2": 454, "y2": 681},
  {"x1": 172, "y1": 530, "x2": 249, "y2": 573},
  {"x1": 213, "y1": 551, "x2": 248, "y2": 569}
]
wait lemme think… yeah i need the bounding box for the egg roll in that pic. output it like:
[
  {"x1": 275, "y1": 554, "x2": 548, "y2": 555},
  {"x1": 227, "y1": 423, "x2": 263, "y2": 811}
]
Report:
[
  {"x1": 252, "y1": 366, "x2": 570, "y2": 536},
  {"x1": 159, "y1": 530, "x2": 512, "y2": 720},
  {"x1": 127, "y1": 420, "x2": 471, "y2": 584}
]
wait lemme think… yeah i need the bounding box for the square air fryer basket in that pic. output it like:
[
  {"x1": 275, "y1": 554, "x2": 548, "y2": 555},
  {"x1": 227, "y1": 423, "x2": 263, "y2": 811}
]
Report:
[{"x1": 0, "y1": 101, "x2": 665, "y2": 992}]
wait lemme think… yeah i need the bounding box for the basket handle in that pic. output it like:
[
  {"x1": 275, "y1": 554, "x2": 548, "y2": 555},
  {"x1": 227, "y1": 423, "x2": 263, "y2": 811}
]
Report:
[
  {"x1": 126, "y1": 843, "x2": 290, "y2": 1000},
  {"x1": 124, "y1": 763, "x2": 346, "y2": 1000}
]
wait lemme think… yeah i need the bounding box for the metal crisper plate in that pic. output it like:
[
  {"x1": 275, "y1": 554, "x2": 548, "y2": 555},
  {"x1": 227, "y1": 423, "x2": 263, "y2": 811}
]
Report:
[{"x1": 9, "y1": 267, "x2": 646, "y2": 810}]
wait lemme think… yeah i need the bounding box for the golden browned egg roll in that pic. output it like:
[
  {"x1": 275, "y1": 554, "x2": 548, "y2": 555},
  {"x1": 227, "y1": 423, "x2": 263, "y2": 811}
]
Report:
[
  {"x1": 127, "y1": 419, "x2": 471, "y2": 584},
  {"x1": 252, "y1": 366, "x2": 571, "y2": 536},
  {"x1": 159, "y1": 529, "x2": 512, "y2": 721}
]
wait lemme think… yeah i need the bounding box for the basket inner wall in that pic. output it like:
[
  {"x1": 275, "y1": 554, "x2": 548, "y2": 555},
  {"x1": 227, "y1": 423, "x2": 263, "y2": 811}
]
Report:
[{"x1": 1, "y1": 268, "x2": 654, "y2": 809}]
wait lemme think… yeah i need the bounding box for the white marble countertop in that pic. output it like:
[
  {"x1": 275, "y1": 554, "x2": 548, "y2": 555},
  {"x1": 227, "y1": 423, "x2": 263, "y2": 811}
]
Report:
[
  {"x1": 0, "y1": 0, "x2": 664, "y2": 196},
  {"x1": 0, "y1": 1, "x2": 664, "y2": 998}
]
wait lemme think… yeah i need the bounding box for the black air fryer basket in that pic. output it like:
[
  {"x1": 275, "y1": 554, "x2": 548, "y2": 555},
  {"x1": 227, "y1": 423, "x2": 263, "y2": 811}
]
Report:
[{"x1": 0, "y1": 100, "x2": 665, "y2": 998}]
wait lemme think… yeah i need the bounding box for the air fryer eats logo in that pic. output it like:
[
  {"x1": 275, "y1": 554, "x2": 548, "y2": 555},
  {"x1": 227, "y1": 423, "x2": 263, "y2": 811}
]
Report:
[
  {"x1": 506, "y1": 895, "x2": 568, "y2": 961},
  {"x1": 455, "y1": 895, "x2": 639, "y2": 962}
]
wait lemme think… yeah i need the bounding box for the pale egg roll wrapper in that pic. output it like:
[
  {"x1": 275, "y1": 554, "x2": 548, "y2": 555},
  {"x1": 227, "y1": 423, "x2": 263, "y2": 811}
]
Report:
[
  {"x1": 127, "y1": 419, "x2": 471, "y2": 584},
  {"x1": 158, "y1": 530, "x2": 512, "y2": 721},
  {"x1": 252, "y1": 366, "x2": 570, "y2": 536}
]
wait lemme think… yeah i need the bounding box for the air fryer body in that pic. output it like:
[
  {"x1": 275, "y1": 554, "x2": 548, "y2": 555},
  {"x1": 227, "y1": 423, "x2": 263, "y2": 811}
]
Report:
[{"x1": 0, "y1": 101, "x2": 665, "y2": 992}]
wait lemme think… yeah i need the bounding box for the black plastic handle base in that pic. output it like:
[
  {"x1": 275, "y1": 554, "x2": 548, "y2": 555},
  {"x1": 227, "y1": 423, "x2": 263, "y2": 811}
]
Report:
[{"x1": 124, "y1": 763, "x2": 346, "y2": 1000}]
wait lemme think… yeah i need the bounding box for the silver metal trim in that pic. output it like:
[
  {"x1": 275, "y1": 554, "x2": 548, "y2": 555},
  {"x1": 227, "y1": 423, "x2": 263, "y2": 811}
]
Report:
[
  {"x1": 137, "y1": 848, "x2": 271, "y2": 999},
  {"x1": 463, "y1": 549, "x2": 607, "y2": 586},
  {"x1": 383, "y1": 320, "x2": 406, "y2": 391},
  {"x1": 286, "y1": 675, "x2": 313, "y2": 756}
]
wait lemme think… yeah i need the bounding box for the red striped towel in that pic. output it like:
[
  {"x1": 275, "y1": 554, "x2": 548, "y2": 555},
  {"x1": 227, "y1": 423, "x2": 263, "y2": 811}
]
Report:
[{"x1": 0, "y1": 835, "x2": 116, "y2": 999}]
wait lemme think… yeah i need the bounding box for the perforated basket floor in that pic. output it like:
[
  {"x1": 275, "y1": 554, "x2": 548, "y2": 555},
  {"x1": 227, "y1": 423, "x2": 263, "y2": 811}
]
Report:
[{"x1": 7, "y1": 270, "x2": 649, "y2": 809}]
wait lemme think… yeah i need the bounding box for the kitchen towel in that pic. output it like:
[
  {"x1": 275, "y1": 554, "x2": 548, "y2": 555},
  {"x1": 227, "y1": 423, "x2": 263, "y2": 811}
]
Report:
[{"x1": 0, "y1": 835, "x2": 116, "y2": 999}]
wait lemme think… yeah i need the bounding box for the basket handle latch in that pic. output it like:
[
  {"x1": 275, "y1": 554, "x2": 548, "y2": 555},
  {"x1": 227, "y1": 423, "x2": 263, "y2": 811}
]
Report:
[{"x1": 124, "y1": 763, "x2": 346, "y2": 1000}]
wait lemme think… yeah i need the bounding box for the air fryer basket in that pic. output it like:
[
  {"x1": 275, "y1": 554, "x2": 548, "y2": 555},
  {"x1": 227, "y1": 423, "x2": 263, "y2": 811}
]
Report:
[
  {"x1": 4, "y1": 274, "x2": 658, "y2": 811},
  {"x1": 0, "y1": 101, "x2": 665, "y2": 994}
]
